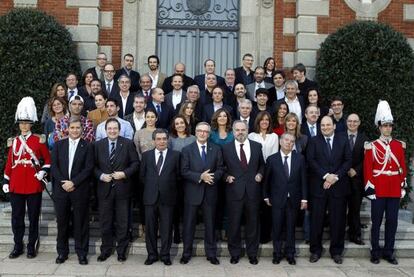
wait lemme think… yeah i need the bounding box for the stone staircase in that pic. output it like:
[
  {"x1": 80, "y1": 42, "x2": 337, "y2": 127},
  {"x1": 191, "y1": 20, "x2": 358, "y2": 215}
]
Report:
[{"x1": 1, "y1": 190, "x2": 414, "y2": 258}]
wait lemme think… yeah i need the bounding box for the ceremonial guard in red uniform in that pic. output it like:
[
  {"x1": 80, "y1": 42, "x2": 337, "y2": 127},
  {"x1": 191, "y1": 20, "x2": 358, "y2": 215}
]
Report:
[
  {"x1": 364, "y1": 100, "x2": 407, "y2": 265},
  {"x1": 2, "y1": 97, "x2": 51, "y2": 259}
]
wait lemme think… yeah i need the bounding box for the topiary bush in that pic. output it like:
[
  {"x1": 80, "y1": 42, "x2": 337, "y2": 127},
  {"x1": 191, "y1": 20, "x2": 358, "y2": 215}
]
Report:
[
  {"x1": 316, "y1": 21, "x2": 414, "y2": 207},
  {"x1": 0, "y1": 8, "x2": 81, "y2": 200}
]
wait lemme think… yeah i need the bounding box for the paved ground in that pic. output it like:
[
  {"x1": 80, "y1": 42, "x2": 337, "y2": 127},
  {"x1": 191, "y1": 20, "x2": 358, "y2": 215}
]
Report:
[{"x1": 0, "y1": 252, "x2": 414, "y2": 276}]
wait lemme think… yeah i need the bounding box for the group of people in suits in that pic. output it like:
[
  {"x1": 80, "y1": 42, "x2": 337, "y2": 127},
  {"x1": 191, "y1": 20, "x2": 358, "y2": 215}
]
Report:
[{"x1": 2, "y1": 52, "x2": 407, "y2": 267}]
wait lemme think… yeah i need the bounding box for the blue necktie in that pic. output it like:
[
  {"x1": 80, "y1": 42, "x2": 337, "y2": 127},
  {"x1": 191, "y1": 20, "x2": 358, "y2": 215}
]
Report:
[
  {"x1": 69, "y1": 90, "x2": 75, "y2": 100},
  {"x1": 201, "y1": 145, "x2": 207, "y2": 163},
  {"x1": 310, "y1": 125, "x2": 316, "y2": 137},
  {"x1": 326, "y1": 138, "x2": 332, "y2": 155},
  {"x1": 156, "y1": 104, "x2": 161, "y2": 115}
]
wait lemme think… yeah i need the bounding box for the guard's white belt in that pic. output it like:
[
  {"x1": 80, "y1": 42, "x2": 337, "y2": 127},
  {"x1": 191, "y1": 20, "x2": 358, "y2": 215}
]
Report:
[{"x1": 373, "y1": 169, "x2": 399, "y2": 176}]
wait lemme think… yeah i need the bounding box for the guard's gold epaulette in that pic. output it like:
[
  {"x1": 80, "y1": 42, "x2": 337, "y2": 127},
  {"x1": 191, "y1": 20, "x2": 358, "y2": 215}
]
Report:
[
  {"x1": 7, "y1": 137, "x2": 15, "y2": 147},
  {"x1": 396, "y1": 139, "x2": 406, "y2": 149},
  {"x1": 364, "y1": 141, "x2": 372, "y2": 150},
  {"x1": 33, "y1": 134, "x2": 46, "y2": 144}
]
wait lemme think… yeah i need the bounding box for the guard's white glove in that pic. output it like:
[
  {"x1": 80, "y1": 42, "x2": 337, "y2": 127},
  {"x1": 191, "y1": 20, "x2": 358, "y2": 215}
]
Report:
[
  {"x1": 2, "y1": 184, "x2": 9, "y2": 193},
  {"x1": 34, "y1": 170, "x2": 46, "y2": 181},
  {"x1": 401, "y1": 188, "x2": 406, "y2": 199}
]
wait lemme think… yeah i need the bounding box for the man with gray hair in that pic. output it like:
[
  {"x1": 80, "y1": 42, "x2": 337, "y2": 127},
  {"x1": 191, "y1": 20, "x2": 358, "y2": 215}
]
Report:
[
  {"x1": 273, "y1": 80, "x2": 305, "y2": 124},
  {"x1": 237, "y1": 99, "x2": 255, "y2": 132},
  {"x1": 222, "y1": 120, "x2": 265, "y2": 265}
]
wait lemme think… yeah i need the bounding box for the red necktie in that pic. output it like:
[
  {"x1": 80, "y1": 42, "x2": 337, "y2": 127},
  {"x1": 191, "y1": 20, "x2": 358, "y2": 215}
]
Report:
[{"x1": 240, "y1": 143, "x2": 248, "y2": 169}]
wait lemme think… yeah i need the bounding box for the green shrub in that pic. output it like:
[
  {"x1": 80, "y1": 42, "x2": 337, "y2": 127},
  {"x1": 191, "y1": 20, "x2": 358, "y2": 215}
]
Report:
[
  {"x1": 0, "y1": 8, "x2": 81, "y2": 200},
  {"x1": 316, "y1": 21, "x2": 414, "y2": 207}
]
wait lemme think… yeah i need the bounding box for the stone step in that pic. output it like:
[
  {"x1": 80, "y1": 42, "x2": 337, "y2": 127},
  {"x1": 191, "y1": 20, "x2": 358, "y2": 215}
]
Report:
[{"x1": 0, "y1": 234, "x2": 414, "y2": 258}]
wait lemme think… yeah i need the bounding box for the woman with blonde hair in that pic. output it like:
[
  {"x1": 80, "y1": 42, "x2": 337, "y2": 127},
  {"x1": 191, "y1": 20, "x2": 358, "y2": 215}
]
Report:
[{"x1": 284, "y1": 112, "x2": 308, "y2": 154}]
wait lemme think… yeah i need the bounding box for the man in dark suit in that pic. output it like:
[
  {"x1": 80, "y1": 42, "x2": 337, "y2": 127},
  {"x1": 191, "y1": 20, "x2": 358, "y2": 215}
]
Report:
[
  {"x1": 146, "y1": 88, "x2": 174, "y2": 129},
  {"x1": 85, "y1": 52, "x2": 107, "y2": 82},
  {"x1": 164, "y1": 74, "x2": 187, "y2": 113},
  {"x1": 175, "y1": 85, "x2": 203, "y2": 122},
  {"x1": 136, "y1": 74, "x2": 153, "y2": 103},
  {"x1": 237, "y1": 99, "x2": 255, "y2": 133},
  {"x1": 301, "y1": 106, "x2": 321, "y2": 138},
  {"x1": 94, "y1": 118, "x2": 139, "y2": 262},
  {"x1": 222, "y1": 120, "x2": 265, "y2": 265},
  {"x1": 306, "y1": 116, "x2": 352, "y2": 264},
  {"x1": 263, "y1": 133, "x2": 307, "y2": 265},
  {"x1": 346, "y1": 113, "x2": 368, "y2": 245},
  {"x1": 202, "y1": 86, "x2": 234, "y2": 123},
  {"x1": 140, "y1": 129, "x2": 180, "y2": 266},
  {"x1": 124, "y1": 94, "x2": 146, "y2": 133},
  {"x1": 246, "y1": 66, "x2": 274, "y2": 102},
  {"x1": 292, "y1": 63, "x2": 318, "y2": 99},
  {"x1": 193, "y1": 59, "x2": 225, "y2": 90},
  {"x1": 109, "y1": 75, "x2": 135, "y2": 119},
  {"x1": 102, "y1": 63, "x2": 120, "y2": 96},
  {"x1": 234, "y1": 53, "x2": 254, "y2": 85},
  {"x1": 162, "y1": 62, "x2": 194, "y2": 93},
  {"x1": 51, "y1": 118, "x2": 94, "y2": 265},
  {"x1": 273, "y1": 80, "x2": 305, "y2": 124},
  {"x1": 180, "y1": 122, "x2": 224, "y2": 265},
  {"x1": 114, "y1": 53, "x2": 141, "y2": 92}
]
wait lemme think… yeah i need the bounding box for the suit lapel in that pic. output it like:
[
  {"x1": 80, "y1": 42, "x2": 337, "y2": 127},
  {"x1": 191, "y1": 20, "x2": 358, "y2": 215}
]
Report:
[
  {"x1": 160, "y1": 150, "x2": 172, "y2": 175},
  {"x1": 62, "y1": 139, "x2": 69, "y2": 174},
  {"x1": 192, "y1": 143, "x2": 204, "y2": 166},
  {"x1": 72, "y1": 139, "x2": 85, "y2": 172}
]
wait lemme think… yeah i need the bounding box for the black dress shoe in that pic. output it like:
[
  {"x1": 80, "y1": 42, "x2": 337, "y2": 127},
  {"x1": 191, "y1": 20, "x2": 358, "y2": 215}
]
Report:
[
  {"x1": 9, "y1": 249, "x2": 23, "y2": 259},
  {"x1": 180, "y1": 256, "x2": 190, "y2": 264},
  {"x1": 360, "y1": 223, "x2": 368, "y2": 229},
  {"x1": 55, "y1": 255, "x2": 68, "y2": 264},
  {"x1": 78, "y1": 255, "x2": 88, "y2": 265},
  {"x1": 272, "y1": 257, "x2": 281, "y2": 264},
  {"x1": 161, "y1": 258, "x2": 172, "y2": 266},
  {"x1": 144, "y1": 256, "x2": 158, "y2": 265},
  {"x1": 287, "y1": 257, "x2": 296, "y2": 265},
  {"x1": 207, "y1": 257, "x2": 220, "y2": 265},
  {"x1": 249, "y1": 256, "x2": 258, "y2": 265},
  {"x1": 230, "y1": 256, "x2": 239, "y2": 264},
  {"x1": 384, "y1": 256, "x2": 398, "y2": 265},
  {"x1": 117, "y1": 254, "x2": 127, "y2": 262},
  {"x1": 370, "y1": 257, "x2": 380, "y2": 264},
  {"x1": 350, "y1": 237, "x2": 365, "y2": 245},
  {"x1": 309, "y1": 254, "x2": 320, "y2": 263},
  {"x1": 97, "y1": 253, "x2": 111, "y2": 262},
  {"x1": 26, "y1": 250, "x2": 37, "y2": 259},
  {"x1": 332, "y1": 255, "x2": 343, "y2": 264}
]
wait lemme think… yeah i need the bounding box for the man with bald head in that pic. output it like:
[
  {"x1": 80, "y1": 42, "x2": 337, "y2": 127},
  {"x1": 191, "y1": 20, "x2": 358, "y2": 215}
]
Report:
[
  {"x1": 346, "y1": 113, "x2": 368, "y2": 245},
  {"x1": 306, "y1": 115, "x2": 352, "y2": 264},
  {"x1": 146, "y1": 87, "x2": 174, "y2": 129},
  {"x1": 162, "y1": 62, "x2": 195, "y2": 93}
]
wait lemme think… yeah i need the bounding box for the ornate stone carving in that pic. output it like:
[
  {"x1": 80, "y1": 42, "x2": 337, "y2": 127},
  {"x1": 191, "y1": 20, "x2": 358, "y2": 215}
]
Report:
[
  {"x1": 344, "y1": 0, "x2": 392, "y2": 20},
  {"x1": 262, "y1": 0, "x2": 273, "y2": 9}
]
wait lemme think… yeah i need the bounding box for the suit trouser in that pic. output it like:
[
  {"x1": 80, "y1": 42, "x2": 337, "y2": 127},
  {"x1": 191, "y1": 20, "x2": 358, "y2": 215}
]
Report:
[
  {"x1": 370, "y1": 197, "x2": 399, "y2": 259},
  {"x1": 227, "y1": 194, "x2": 260, "y2": 258},
  {"x1": 272, "y1": 198, "x2": 298, "y2": 258},
  {"x1": 182, "y1": 197, "x2": 217, "y2": 258},
  {"x1": 347, "y1": 178, "x2": 363, "y2": 239},
  {"x1": 145, "y1": 201, "x2": 174, "y2": 259},
  {"x1": 9, "y1": 192, "x2": 42, "y2": 252},
  {"x1": 54, "y1": 193, "x2": 89, "y2": 257},
  {"x1": 99, "y1": 190, "x2": 129, "y2": 255},
  {"x1": 310, "y1": 195, "x2": 347, "y2": 256}
]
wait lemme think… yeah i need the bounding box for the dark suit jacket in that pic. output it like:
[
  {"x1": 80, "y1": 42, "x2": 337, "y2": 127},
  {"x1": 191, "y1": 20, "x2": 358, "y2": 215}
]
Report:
[
  {"x1": 51, "y1": 138, "x2": 94, "y2": 198},
  {"x1": 162, "y1": 74, "x2": 195, "y2": 93},
  {"x1": 349, "y1": 131, "x2": 368, "y2": 180},
  {"x1": 165, "y1": 90, "x2": 187, "y2": 112},
  {"x1": 102, "y1": 80, "x2": 120, "y2": 96},
  {"x1": 146, "y1": 102, "x2": 175, "y2": 129},
  {"x1": 202, "y1": 103, "x2": 234, "y2": 124},
  {"x1": 94, "y1": 136, "x2": 140, "y2": 199},
  {"x1": 306, "y1": 134, "x2": 352, "y2": 198},
  {"x1": 114, "y1": 68, "x2": 141, "y2": 93},
  {"x1": 300, "y1": 122, "x2": 321, "y2": 139},
  {"x1": 194, "y1": 74, "x2": 225, "y2": 90},
  {"x1": 263, "y1": 151, "x2": 307, "y2": 209},
  {"x1": 234, "y1": 66, "x2": 254, "y2": 86},
  {"x1": 222, "y1": 140, "x2": 265, "y2": 202},
  {"x1": 140, "y1": 149, "x2": 180, "y2": 206},
  {"x1": 180, "y1": 142, "x2": 224, "y2": 205},
  {"x1": 109, "y1": 91, "x2": 135, "y2": 119}
]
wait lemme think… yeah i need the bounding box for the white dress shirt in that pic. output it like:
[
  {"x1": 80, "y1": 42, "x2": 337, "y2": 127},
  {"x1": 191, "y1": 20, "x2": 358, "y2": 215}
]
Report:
[
  {"x1": 150, "y1": 72, "x2": 159, "y2": 89},
  {"x1": 235, "y1": 139, "x2": 251, "y2": 163},
  {"x1": 154, "y1": 148, "x2": 168, "y2": 173},
  {"x1": 68, "y1": 138, "x2": 80, "y2": 178},
  {"x1": 248, "y1": 132, "x2": 279, "y2": 161},
  {"x1": 196, "y1": 141, "x2": 208, "y2": 157},
  {"x1": 285, "y1": 96, "x2": 302, "y2": 124},
  {"x1": 133, "y1": 112, "x2": 145, "y2": 131},
  {"x1": 172, "y1": 90, "x2": 183, "y2": 109},
  {"x1": 120, "y1": 91, "x2": 129, "y2": 115}
]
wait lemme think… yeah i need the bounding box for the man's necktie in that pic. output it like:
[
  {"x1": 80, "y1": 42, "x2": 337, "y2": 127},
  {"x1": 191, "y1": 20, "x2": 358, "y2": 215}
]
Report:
[
  {"x1": 349, "y1": 134, "x2": 355, "y2": 151},
  {"x1": 201, "y1": 145, "x2": 207, "y2": 163},
  {"x1": 283, "y1": 155, "x2": 289, "y2": 178},
  {"x1": 326, "y1": 137, "x2": 332, "y2": 155},
  {"x1": 228, "y1": 86, "x2": 233, "y2": 91},
  {"x1": 109, "y1": 142, "x2": 116, "y2": 165},
  {"x1": 156, "y1": 151, "x2": 163, "y2": 175},
  {"x1": 240, "y1": 143, "x2": 248, "y2": 169},
  {"x1": 107, "y1": 83, "x2": 111, "y2": 93},
  {"x1": 69, "y1": 90, "x2": 75, "y2": 100},
  {"x1": 156, "y1": 104, "x2": 161, "y2": 115},
  {"x1": 99, "y1": 69, "x2": 104, "y2": 81},
  {"x1": 310, "y1": 125, "x2": 316, "y2": 137}
]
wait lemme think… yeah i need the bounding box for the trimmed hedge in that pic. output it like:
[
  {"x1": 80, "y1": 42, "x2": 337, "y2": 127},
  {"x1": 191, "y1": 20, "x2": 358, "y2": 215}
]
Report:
[
  {"x1": 316, "y1": 21, "x2": 414, "y2": 207},
  {"x1": 0, "y1": 8, "x2": 81, "y2": 200}
]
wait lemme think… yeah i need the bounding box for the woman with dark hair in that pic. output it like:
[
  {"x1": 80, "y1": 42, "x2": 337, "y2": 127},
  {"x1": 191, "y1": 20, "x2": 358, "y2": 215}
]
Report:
[
  {"x1": 284, "y1": 112, "x2": 308, "y2": 154},
  {"x1": 43, "y1": 97, "x2": 68, "y2": 150},
  {"x1": 263, "y1": 57, "x2": 276, "y2": 83},
  {"x1": 81, "y1": 71, "x2": 94, "y2": 95},
  {"x1": 178, "y1": 100, "x2": 198, "y2": 135},
  {"x1": 209, "y1": 108, "x2": 234, "y2": 145},
  {"x1": 168, "y1": 115, "x2": 196, "y2": 244},
  {"x1": 306, "y1": 88, "x2": 330, "y2": 119},
  {"x1": 41, "y1": 82, "x2": 68, "y2": 124},
  {"x1": 87, "y1": 92, "x2": 108, "y2": 128},
  {"x1": 273, "y1": 102, "x2": 289, "y2": 136}
]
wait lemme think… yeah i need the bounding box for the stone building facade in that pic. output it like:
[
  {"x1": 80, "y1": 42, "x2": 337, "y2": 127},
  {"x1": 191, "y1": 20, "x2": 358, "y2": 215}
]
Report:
[{"x1": 1, "y1": 0, "x2": 413, "y2": 78}]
